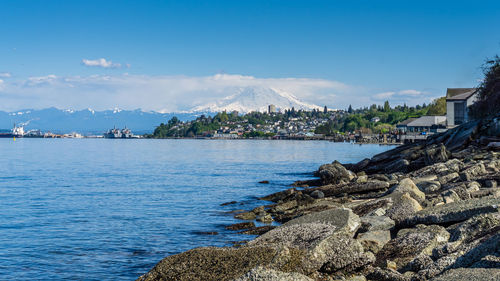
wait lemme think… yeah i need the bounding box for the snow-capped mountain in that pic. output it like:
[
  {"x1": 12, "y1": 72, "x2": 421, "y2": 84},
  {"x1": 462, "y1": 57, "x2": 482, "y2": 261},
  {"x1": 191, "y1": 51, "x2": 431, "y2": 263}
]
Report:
[
  {"x1": 0, "y1": 108, "x2": 202, "y2": 134},
  {"x1": 190, "y1": 87, "x2": 322, "y2": 113}
]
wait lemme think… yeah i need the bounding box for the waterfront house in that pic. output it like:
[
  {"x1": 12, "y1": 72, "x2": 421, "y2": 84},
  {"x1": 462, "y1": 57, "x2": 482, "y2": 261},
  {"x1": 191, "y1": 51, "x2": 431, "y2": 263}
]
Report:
[
  {"x1": 406, "y1": 116, "x2": 446, "y2": 132},
  {"x1": 396, "y1": 118, "x2": 417, "y2": 133},
  {"x1": 446, "y1": 88, "x2": 478, "y2": 128}
]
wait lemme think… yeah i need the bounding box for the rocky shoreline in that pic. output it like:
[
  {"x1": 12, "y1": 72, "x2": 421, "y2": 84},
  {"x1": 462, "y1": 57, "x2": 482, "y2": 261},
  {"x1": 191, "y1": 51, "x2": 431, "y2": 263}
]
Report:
[{"x1": 137, "y1": 115, "x2": 500, "y2": 281}]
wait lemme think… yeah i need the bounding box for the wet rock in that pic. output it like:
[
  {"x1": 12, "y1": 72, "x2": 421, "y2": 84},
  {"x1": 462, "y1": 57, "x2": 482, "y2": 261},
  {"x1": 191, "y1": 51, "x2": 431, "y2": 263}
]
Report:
[
  {"x1": 430, "y1": 268, "x2": 500, "y2": 281},
  {"x1": 239, "y1": 226, "x2": 276, "y2": 236},
  {"x1": 316, "y1": 161, "x2": 354, "y2": 184},
  {"x1": 391, "y1": 178, "x2": 426, "y2": 203},
  {"x1": 252, "y1": 206, "x2": 265, "y2": 214},
  {"x1": 258, "y1": 180, "x2": 270, "y2": 184},
  {"x1": 221, "y1": 201, "x2": 238, "y2": 206},
  {"x1": 235, "y1": 211, "x2": 257, "y2": 220},
  {"x1": 256, "y1": 214, "x2": 273, "y2": 223},
  {"x1": 310, "y1": 190, "x2": 324, "y2": 199},
  {"x1": 193, "y1": 231, "x2": 219, "y2": 235},
  {"x1": 357, "y1": 230, "x2": 391, "y2": 253},
  {"x1": 270, "y1": 200, "x2": 298, "y2": 213},
  {"x1": 226, "y1": 222, "x2": 256, "y2": 231},
  {"x1": 259, "y1": 188, "x2": 296, "y2": 202},
  {"x1": 318, "y1": 180, "x2": 390, "y2": 197},
  {"x1": 234, "y1": 266, "x2": 313, "y2": 281},
  {"x1": 402, "y1": 196, "x2": 500, "y2": 227},
  {"x1": 375, "y1": 224, "x2": 449, "y2": 270},
  {"x1": 283, "y1": 208, "x2": 361, "y2": 236}
]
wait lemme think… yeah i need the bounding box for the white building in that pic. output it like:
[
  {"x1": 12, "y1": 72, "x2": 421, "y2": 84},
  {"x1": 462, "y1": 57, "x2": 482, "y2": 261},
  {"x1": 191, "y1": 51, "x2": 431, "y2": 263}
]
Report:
[{"x1": 446, "y1": 88, "x2": 479, "y2": 128}]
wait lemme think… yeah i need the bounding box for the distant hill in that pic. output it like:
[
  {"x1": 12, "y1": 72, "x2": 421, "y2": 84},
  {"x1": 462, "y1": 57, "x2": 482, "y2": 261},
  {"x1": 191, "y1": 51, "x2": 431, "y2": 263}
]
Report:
[{"x1": 0, "y1": 108, "x2": 203, "y2": 135}]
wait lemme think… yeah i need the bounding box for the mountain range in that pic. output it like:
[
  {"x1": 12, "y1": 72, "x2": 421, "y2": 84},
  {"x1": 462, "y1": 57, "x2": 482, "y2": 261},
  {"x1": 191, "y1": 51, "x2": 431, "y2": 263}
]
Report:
[{"x1": 0, "y1": 86, "x2": 322, "y2": 134}]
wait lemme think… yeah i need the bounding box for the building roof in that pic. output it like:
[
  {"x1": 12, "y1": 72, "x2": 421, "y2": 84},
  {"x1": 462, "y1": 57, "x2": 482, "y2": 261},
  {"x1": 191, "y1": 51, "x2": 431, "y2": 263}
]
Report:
[
  {"x1": 396, "y1": 118, "x2": 417, "y2": 127},
  {"x1": 446, "y1": 88, "x2": 477, "y2": 101},
  {"x1": 407, "y1": 116, "x2": 446, "y2": 127}
]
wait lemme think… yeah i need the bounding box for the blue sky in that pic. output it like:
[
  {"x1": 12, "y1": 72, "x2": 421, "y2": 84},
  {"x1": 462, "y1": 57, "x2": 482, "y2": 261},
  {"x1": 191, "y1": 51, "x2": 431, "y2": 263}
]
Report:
[{"x1": 0, "y1": 0, "x2": 499, "y2": 111}]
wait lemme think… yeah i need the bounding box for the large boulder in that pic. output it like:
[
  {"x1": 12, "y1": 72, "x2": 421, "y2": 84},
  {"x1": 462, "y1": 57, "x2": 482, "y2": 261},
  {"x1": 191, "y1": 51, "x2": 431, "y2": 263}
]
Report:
[
  {"x1": 391, "y1": 178, "x2": 426, "y2": 203},
  {"x1": 424, "y1": 143, "x2": 450, "y2": 165},
  {"x1": 386, "y1": 193, "x2": 422, "y2": 224},
  {"x1": 402, "y1": 196, "x2": 500, "y2": 227},
  {"x1": 136, "y1": 246, "x2": 303, "y2": 281},
  {"x1": 357, "y1": 230, "x2": 391, "y2": 253},
  {"x1": 359, "y1": 215, "x2": 395, "y2": 232},
  {"x1": 283, "y1": 208, "x2": 361, "y2": 236},
  {"x1": 430, "y1": 268, "x2": 500, "y2": 281},
  {"x1": 234, "y1": 266, "x2": 313, "y2": 281},
  {"x1": 375, "y1": 224, "x2": 450, "y2": 271},
  {"x1": 316, "y1": 161, "x2": 354, "y2": 184}
]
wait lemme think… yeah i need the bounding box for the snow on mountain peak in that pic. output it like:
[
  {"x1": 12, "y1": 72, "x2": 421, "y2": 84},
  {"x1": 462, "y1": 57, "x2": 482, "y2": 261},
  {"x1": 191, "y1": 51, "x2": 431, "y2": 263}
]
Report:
[{"x1": 190, "y1": 87, "x2": 322, "y2": 113}]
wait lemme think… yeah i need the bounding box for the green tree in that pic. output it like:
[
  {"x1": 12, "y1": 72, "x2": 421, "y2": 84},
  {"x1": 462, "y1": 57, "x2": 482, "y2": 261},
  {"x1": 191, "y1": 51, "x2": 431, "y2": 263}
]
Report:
[{"x1": 427, "y1": 97, "x2": 447, "y2": 115}]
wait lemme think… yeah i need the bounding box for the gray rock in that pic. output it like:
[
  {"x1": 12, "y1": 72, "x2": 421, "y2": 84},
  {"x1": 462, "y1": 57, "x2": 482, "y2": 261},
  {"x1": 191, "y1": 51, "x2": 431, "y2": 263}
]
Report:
[
  {"x1": 485, "y1": 179, "x2": 497, "y2": 188},
  {"x1": 416, "y1": 180, "x2": 442, "y2": 193},
  {"x1": 248, "y1": 222, "x2": 338, "y2": 250},
  {"x1": 442, "y1": 189, "x2": 461, "y2": 204},
  {"x1": 357, "y1": 230, "x2": 391, "y2": 253},
  {"x1": 136, "y1": 246, "x2": 303, "y2": 281},
  {"x1": 234, "y1": 266, "x2": 313, "y2": 281},
  {"x1": 310, "y1": 190, "x2": 324, "y2": 199},
  {"x1": 438, "y1": 172, "x2": 460, "y2": 185},
  {"x1": 318, "y1": 180, "x2": 390, "y2": 197},
  {"x1": 391, "y1": 178, "x2": 426, "y2": 203},
  {"x1": 359, "y1": 216, "x2": 395, "y2": 232},
  {"x1": 466, "y1": 181, "x2": 481, "y2": 192},
  {"x1": 283, "y1": 208, "x2": 361, "y2": 236},
  {"x1": 402, "y1": 196, "x2": 500, "y2": 227},
  {"x1": 304, "y1": 231, "x2": 375, "y2": 274},
  {"x1": 375, "y1": 224, "x2": 449, "y2": 270},
  {"x1": 459, "y1": 163, "x2": 487, "y2": 181},
  {"x1": 316, "y1": 161, "x2": 354, "y2": 184},
  {"x1": 386, "y1": 193, "x2": 422, "y2": 224},
  {"x1": 430, "y1": 268, "x2": 500, "y2": 281},
  {"x1": 424, "y1": 143, "x2": 450, "y2": 165},
  {"x1": 235, "y1": 211, "x2": 257, "y2": 220}
]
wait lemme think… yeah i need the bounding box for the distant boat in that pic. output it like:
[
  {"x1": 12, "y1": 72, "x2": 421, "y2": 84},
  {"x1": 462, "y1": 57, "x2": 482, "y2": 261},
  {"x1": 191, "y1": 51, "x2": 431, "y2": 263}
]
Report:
[
  {"x1": 103, "y1": 127, "x2": 134, "y2": 139},
  {"x1": 0, "y1": 124, "x2": 24, "y2": 138}
]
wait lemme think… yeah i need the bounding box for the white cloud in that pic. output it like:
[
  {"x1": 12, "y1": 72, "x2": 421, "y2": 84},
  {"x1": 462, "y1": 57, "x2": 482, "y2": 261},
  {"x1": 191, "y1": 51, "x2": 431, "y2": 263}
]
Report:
[
  {"x1": 372, "y1": 89, "x2": 439, "y2": 106},
  {"x1": 0, "y1": 73, "x2": 440, "y2": 112},
  {"x1": 0, "y1": 72, "x2": 11, "y2": 78},
  {"x1": 82, "y1": 58, "x2": 122, "y2": 68},
  {"x1": 399, "y1": 89, "x2": 424, "y2": 96},
  {"x1": 0, "y1": 73, "x2": 354, "y2": 112},
  {"x1": 374, "y1": 91, "x2": 395, "y2": 99}
]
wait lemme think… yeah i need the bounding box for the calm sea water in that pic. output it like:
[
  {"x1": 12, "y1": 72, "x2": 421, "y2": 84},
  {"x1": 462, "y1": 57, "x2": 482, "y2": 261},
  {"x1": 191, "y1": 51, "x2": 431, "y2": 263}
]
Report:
[{"x1": 0, "y1": 139, "x2": 395, "y2": 280}]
